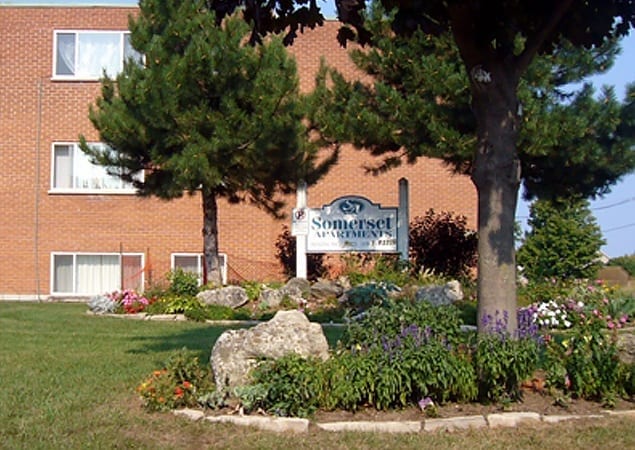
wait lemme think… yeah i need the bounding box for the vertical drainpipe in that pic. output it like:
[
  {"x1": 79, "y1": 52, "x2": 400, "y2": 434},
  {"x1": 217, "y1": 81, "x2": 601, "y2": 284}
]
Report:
[{"x1": 34, "y1": 79, "x2": 43, "y2": 301}]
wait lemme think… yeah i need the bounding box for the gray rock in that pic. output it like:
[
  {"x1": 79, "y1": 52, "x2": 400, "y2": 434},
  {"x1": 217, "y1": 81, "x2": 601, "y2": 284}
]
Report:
[
  {"x1": 283, "y1": 278, "x2": 311, "y2": 296},
  {"x1": 210, "y1": 310, "x2": 329, "y2": 391},
  {"x1": 415, "y1": 280, "x2": 463, "y2": 306},
  {"x1": 617, "y1": 332, "x2": 635, "y2": 364},
  {"x1": 310, "y1": 279, "x2": 345, "y2": 301},
  {"x1": 258, "y1": 287, "x2": 284, "y2": 308},
  {"x1": 197, "y1": 286, "x2": 249, "y2": 309}
]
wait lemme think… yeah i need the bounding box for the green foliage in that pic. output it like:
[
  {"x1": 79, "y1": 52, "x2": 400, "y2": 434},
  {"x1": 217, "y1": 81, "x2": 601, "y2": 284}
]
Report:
[
  {"x1": 136, "y1": 348, "x2": 213, "y2": 412},
  {"x1": 609, "y1": 254, "x2": 635, "y2": 277},
  {"x1": 341, "y1": 299, "x2": 465, "y2": 349},
  {"x1": 344, "y1": 254, "x2": 413, "y2": 287},
  {"x1": 624, "y1": 363, "x2": 635, "y2": 397},
  {"x1": 517, "y1": 278, "x2": 578, "y2": 307},
  {"x1": 241, "y1": 281, "x2": 265, "y2": 302},
  {"x1": 250, "y1": 354, "x2": 325, "y2": 417},
  {"x1": 473, "y1": 332, "x2": 540, "y2": 402},
  {"x1": 232, "y1": 384, "x2": 269, "y2": 414},
  {"x1": 409, "y1": 210, "x2": 478, "y2": 279},
  {"x1": 517, "y1": 199, "x2": 605, "y2": 282},
  {"x1": 544, "y1": 326, "x2": 624, "y2": 406},
  {"x1": 167, "y1": 269, "x2": 200, "y2": 297},
  {"x1": 274, "y1": 225, "x2": 326, "y2": 280},
  {"x1": 145, "y1": 294, "x2": 200, "y2": 314},
  {"x1": 340, "y1": 282, "x2": 399, "y2": 313},
  {"x1": 309, "y1": 6, "x2": 635, "y2": 201},
  {"x1": 531, "y1": 281, "x2": 632, "y2": 406}
]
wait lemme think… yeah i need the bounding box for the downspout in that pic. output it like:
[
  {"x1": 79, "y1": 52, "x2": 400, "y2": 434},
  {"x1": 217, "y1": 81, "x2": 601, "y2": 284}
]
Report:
[{"x1": 34, "y1": 79, "x2": 43, "y2": 301}]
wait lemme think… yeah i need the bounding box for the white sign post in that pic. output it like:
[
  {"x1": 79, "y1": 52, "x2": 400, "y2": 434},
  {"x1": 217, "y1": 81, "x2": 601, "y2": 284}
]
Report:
[{"x1": 291, "y1": 181, "x2": 308, "y2": 279}]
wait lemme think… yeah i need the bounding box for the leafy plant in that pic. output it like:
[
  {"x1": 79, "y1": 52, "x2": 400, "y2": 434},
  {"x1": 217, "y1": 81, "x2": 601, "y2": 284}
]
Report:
[
  {"x1": 168, "y1": 269, "x2": 200, "y2": 297},
  {"x1": 136, "y1": 348, "x2": 213, "y2": 412},
  {"x1": 409, "y1": 209, "x2": 478, "y2": 279},
  {"x1": 249, "y1": 354, "x2": 325, "y2": 418},
  {"x1": 341, "y1": 282, "x2": 399, "y2": 313},
  {"x1": 341, "y1": 298, "x2": 465, "y2": 350},
  {"x1": 474, "y1": 312, "x2": 540, "y2": 402},
  {"x1": 232, "y1": 384, "x2": 269, "y2": 414},
  {"x1": 344, "y1": 254, "x2": 412, "y2": 287}
]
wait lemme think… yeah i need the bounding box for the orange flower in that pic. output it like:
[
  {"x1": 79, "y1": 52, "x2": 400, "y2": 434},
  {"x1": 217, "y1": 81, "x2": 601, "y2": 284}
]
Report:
[
  {"x1": 174, "y1": 387, "x2": 184, "y2": 398},
  {"x1": 182, "y1": 381, "x2": 192, "y2": 389}
]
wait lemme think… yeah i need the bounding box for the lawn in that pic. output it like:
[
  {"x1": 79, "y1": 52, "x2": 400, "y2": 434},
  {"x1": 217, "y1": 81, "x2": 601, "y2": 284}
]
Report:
[{"x1": 1, "y1": 301, "x2": 634, "y2": 449}]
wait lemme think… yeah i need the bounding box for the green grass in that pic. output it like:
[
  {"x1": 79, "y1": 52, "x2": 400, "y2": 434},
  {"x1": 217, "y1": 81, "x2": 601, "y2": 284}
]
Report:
[{"x1": 1, "y1": 302, "x2": 634, "y2": 450}]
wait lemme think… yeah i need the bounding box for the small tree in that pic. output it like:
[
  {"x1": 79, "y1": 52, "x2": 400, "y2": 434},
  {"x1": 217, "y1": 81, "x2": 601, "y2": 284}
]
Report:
[
  {"x1": 409, "y1": 210, "x2": 477, "y2": 279},
  {"x1": 81, "y1": 0, "x2": 336, "y2": 284},
  {"x1": 517, "y1": 199, "x2": 605, "y2": 281}
]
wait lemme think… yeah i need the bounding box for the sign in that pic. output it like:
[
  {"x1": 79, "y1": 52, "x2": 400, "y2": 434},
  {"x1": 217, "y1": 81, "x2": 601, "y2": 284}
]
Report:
[
  {"x1": 306, "y1": 196, "x2": 398, "y2": 253},
  {"x1": 291, "y1": 207, "x2": 309, "y2": 236}
]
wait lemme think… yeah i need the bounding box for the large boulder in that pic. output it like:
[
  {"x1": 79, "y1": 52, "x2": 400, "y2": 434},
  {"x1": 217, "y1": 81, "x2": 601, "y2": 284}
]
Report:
[
  {"x1": 197, "y1": 286, "x2": 249, "y2": 309},
  {"x1": 415, "y1": 280, "x2": 464, "y2": 306},
  {"x1": 210, "y1": 310, "x2": 329, "y2": 391},
  {"x1": 309, "y1": 279, "x2": 345, "y2": 301}
]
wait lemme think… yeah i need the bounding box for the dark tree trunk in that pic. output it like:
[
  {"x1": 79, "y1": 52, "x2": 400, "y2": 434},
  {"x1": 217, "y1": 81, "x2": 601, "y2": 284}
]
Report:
[
  {"x1": 470, "y1": 63, "x2": 521, "y2": 335},
  {"x1": 202, "y1": 189, "x2": 223, "y2": 286}
]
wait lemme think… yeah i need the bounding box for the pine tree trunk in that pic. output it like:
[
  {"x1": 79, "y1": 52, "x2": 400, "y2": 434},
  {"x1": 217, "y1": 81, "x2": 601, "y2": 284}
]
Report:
[
  {"x1": 470, "y1": 65, "x2": 521, "y2": 335},
  {"x1": 202, "y1": 189, "x2": 223, "y2": 286}
]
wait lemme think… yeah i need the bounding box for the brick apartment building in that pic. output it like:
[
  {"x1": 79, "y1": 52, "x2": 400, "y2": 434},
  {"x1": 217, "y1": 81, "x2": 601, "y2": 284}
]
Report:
[{"x1": 0, "y1": 1, "x2": 477, "y2": 300}]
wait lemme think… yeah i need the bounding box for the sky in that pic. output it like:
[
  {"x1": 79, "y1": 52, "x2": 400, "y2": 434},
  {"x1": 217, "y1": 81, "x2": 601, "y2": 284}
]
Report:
[{"x1": 4, "y1": 0, "x2": 633, "y2": 256}]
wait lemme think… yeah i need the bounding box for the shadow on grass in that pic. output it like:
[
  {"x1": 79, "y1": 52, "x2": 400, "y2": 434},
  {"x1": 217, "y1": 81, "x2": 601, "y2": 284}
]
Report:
[
  {"x1": 127, "y1": 322, "x2": 345, "y2": 365},
  {"x1": 126, "y1": 324, "x2": 249, "y2": 365}
]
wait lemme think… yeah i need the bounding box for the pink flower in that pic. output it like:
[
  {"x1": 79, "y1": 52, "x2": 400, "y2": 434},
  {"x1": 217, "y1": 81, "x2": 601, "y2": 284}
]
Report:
[
  {"x1": 620, "y1": 315, "x2": 628, "y2": 324},
  {"x1": 608, "y1": 321, "x2": 615, "y2": 329}
]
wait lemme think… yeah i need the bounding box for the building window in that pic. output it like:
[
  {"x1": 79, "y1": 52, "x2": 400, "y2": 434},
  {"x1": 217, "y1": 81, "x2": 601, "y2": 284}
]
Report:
[
  {"x1": 51, "y1": 253, "x2": 144, "y2": 296},
  {"x1": 172, "y1": 253, "x2": 227, "y2": 285},
  {"x1": 51, "y1": 143, "x2": 138, "y2": 193},
  {"x1": 53, "y1": 30, "x2": 141, "y2": 80}
]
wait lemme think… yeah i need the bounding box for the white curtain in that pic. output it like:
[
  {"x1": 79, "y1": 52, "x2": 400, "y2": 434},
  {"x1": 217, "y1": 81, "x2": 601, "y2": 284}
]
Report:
[
  {"x1": 76, "y1": 33, "x2": 120, "y2": 78},
  {"x1": 53, "y1": 255, "x2": 73, "y2": 293},
  {"x1": 53, "y1": 145, "x2": 73, "y2": 188},
  {"x1": 76, "y1": 255, "x2": 120, "y2": 294},
  {"x1": 56, "y1": 33, "x2": 75, "y2": 75}
]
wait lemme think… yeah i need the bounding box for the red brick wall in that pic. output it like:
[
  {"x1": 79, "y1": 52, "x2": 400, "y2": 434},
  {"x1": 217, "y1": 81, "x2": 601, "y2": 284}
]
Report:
[{"x1": 0, "y1": 7, "x2": 476, "y2": 298}]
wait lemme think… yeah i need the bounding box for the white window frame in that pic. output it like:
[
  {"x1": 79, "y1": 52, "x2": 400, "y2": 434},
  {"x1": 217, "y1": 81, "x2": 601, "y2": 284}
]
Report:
[
  {"x1": 52, "y1": 30, "x2": 140, "y2": 81},
  {"x1": 50, "y1": 252, "x2": 145, "y2": 297},
  {"x1": 171, "y1": 253, "x2": 228, "y2": 285},
  {"x1": 50, "y1": 142, "x2": 140, "y2": 194}
]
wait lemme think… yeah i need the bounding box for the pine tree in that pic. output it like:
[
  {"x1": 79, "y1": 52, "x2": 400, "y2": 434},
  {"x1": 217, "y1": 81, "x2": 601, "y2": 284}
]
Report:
[
  {"x1": 517, "y1": 199, "x2": 605, "y2": 281},
  {"x1": 80, "y1": 0, "x2": 336, "y2": 285}
]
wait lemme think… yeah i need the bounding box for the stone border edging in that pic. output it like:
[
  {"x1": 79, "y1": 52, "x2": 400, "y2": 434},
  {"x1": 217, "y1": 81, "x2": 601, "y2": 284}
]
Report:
[{"x1": 172, "y1": 408, "x2": 635, "y2": 434}]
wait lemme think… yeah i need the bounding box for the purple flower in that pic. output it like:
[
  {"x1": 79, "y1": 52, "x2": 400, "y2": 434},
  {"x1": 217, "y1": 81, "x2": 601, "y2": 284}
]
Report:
[{"x1": 418, "y1": 397, "x2": 434, "y2": 411}]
